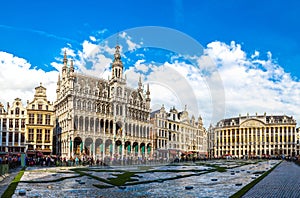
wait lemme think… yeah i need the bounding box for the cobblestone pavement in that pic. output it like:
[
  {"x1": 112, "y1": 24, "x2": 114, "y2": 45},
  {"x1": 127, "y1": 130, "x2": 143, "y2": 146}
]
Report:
[
  {"x1": 0, "y1": 167, "x2": 22, "y2": 196},
  {"x1": 243, "y1": 161, "x2": 300, "y2": 198}
]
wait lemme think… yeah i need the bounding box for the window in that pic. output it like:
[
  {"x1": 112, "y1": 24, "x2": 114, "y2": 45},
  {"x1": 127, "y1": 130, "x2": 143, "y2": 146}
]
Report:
[
  {"x1": 45, "y1": 114, "x2": 51, "y2": 125},
  {"x1": 36, "y1": 129, "x2": 42, "y2": 141},
  {"x1": 11, "y1": 110, "x2": 13, "y2": 114},
  {"x1": 21, "y1": 111, "x2": 24, "y2": 115},
  {"x1": 38, "y1": 104, "x2": 43, "y2": 110},
  {"x1": 45, "y1": 129, "x2": 50, "y2": 142},
  {"x1": 3, "y1": 119, "x2": 7, "y2": 129},
  {"x1": 2, "y1": 132, "x2": 6, "y2": 142},
  {"x1": 15, "y1": 107, "x2": 20, "y2": 115},
  {"x1": 37, "y1": 114, "x2": 43, "y2": 125},
  {"x1": 28, "y1": 129, "x2": 34, "y2": 141},
  {"x1": 21, "y1": 119, "x2": 25, "y2": 128},
  {"x1": 46, "y1": 105, "x2": 48, "y2": 110},
  {"x1": 9, "y1": 119, "x2": 13, "y2": 128},
  {"x1": 32, "y1": 104, "x2": 35, "y2": 109},
  {"x1": 14, "y1": 132, "x2": 19, "y2": 143},
  {"x1": 29, "y1": 114, "x2": 34, "y2": 124},
  {"x1": 15, "y1": 119, "x2": 19, "y2": 129}
]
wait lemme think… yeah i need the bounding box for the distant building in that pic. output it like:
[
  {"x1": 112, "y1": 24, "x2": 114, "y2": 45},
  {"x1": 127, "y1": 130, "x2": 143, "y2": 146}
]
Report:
[
  {"x1": 211, "y1": 113, "x2": 298, "y2": 158},
  {"x1": 26, "y1": 83, "x2": 54, "y2": 156},
  {"x1": 0, "y1": 98, "x2": 26, "y2": 154},
  {"x1": 54, "y1": 45, "x2": 152, "y2": 160},
  {"x1": 150, "y1": 105, "x2": 207, "y2": 160}
]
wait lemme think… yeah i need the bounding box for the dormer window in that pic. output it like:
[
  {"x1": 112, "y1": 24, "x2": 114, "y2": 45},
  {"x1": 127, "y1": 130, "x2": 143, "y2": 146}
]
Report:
[
  {"x1": 32, "y1": 104, "x2": 35, "y2": 110},
  {"x1": 38, "y1": 104, "x2": 43, "y2": 110},
  {"x1": 15, "y1": 107, "x2": 20, "y2": 115}
]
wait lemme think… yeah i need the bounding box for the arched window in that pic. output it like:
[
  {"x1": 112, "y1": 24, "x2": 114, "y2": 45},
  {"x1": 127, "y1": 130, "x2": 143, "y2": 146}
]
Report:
[
  {"x1": 95, "y1": 118, "x2": 99, "y2": 132},
  {"x1": 85, "y1": 117, "x2": 89, "y2": 131},
  {"x1": 90, "y1": 118, "x2": 94, "y2": 131},
  {"x1": 74, "y1": 115, "x2": 78, "y2": 130},
  {"x1": 79, "y1": 116, "x2": 83, "y2": 131}
]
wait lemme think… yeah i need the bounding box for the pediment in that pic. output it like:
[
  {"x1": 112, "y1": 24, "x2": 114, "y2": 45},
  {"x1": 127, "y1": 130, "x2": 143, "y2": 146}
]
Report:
[{"x1": 240, "y1": 119, "x2": 265, "y2": 128}]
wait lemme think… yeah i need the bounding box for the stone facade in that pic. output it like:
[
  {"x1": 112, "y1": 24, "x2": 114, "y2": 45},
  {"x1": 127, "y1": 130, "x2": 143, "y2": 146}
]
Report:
[
  {"x1": 54, "y1": 45, "x2": 152, "y2": 160},
  {"x1": 150, "y1": 105, "x2": 207, "y2": 160},
  {"x1": 211, "y1": 113, "x2": 299, "y2": 158},
  {"x1": 26, "y1": 83, "x2": 54, "y2": 156},
  {"x1": 0, "y1": 98, "x2": 26, "y2": 154}
]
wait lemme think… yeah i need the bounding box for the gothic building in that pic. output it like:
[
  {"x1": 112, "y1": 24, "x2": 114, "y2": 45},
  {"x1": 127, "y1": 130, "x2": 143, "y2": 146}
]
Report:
[
  {"x1": 150, "y1": 105, "x2": 207, "y2": 160},
  {"x1": 54, "y1": 45, "x2": 152, "y2": 160}
]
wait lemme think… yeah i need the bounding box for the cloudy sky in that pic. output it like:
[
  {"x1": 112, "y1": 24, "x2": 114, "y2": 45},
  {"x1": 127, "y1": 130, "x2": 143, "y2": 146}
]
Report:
[{"x1": 0, "y1": 1, "x2": 300, "y2": 127}]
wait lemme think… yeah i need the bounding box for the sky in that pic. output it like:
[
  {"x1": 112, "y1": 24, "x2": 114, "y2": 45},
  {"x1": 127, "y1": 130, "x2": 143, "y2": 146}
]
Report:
[{"x1": 0, "y1": 0, "x2": 300, "y2": 127}]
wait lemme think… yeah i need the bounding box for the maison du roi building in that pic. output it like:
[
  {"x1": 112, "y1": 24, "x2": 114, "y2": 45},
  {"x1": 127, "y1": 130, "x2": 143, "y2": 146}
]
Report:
[
  {"x1": 208, "y1": 113, "x2": 300, "y2": 159},
  {"x1": 150, "y1": 105, "x2": 207, "y2": 160},
  {"x1": 0, "y1": 84, "x2": 54, "y2": 156},
  {"x1": 54, "y1": 45, "x2": 152, "y2": 160}
]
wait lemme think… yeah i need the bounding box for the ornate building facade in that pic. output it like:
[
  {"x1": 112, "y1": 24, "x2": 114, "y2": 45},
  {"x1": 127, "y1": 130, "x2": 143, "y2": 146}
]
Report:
[
  {"x1": 26, "y1": 83, "x2": 54, "y2": 156},
  {"x1": 150, "y1": 105, "x2": 207, "y2": 160},
  {"x1": 55, "y1": 46, "x2": 152, "y2": 160},
  {"x1": 211, "y1": 113, "x2": 299, "y2": 158},
  {"x1": 0, "y1": 98, "x2": 26, "y2": 154}
]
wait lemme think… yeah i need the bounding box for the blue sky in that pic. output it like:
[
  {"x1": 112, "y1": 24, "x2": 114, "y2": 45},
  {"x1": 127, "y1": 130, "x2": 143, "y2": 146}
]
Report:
[{"x1": 0, "y1": 0, "x2": 300, "y2": 125}]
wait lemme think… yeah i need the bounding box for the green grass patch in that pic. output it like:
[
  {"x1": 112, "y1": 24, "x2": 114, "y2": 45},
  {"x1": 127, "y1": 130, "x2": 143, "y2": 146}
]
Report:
[
  {"x1": 1, "y1": 168, "x2": 25, "y2": 198},
  {"x1": 230, "y1": 161, "x2": 282, "y2": 198}
]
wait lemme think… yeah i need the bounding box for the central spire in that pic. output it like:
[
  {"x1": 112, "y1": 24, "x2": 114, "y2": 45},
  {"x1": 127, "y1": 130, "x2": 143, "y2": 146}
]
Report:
[{"x1": 111, "y1": 45, "x2": 123, "y2": 79}]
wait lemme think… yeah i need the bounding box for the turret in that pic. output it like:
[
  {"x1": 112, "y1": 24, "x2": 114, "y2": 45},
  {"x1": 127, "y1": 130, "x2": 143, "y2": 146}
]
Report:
[
  {"x1": 62, "y1": 51, "x2": 68, "y2": 80},
  {"x1": 111, "y1": 45, "x2": 123, "y2": 79},
  {"x1": 138, "y1": 76, "x2": 143, "y2": 92}
]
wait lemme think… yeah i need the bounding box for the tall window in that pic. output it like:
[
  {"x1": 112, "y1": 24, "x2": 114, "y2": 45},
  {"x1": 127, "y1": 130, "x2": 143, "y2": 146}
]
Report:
[
  {"x1": 14, "y1": 132, "x2": 19, "y2": 143},
  {"x1": 9, "y1": 119, "x2": 13, "y2": 128},
  {"x1": 45, "y1": 129, "x2": 50, "y2": 142},
  {"x1": 21, "y1": 119, "x2": 25, "y2": 128},
  {"x1": 2, "y1": 119, "x2": 7, "y2": 129},
  {"x1": 37, "y1": 114, "x2": 43, "y2": 125},
  {"x1": 15, "y1": 119, "x2": 19, "y2": 129},
  {"x1": 45, "y1": 114, "x2": 51, "y2": 125},
  {"x1": 15, "y1": 107, "x2": 20, "y2": 115},
  {"x1": 37, "y1": 129, "x2": 42, "y2": 141},
  {"x1": 29, "y1": 114, "x2": 34, "y2": 124},
  {"x1": 32, "y1": 104, "x2": 35, "y2": 109},
  {"x1": 28, "y1": 129, "x2": 34, "y2": 141}
]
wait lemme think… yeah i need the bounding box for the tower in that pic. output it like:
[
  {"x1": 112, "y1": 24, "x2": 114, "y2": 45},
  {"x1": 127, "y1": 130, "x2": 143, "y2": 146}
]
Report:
[{"x1": 111, "y1": 45, "x2": 123, "y2": 79}]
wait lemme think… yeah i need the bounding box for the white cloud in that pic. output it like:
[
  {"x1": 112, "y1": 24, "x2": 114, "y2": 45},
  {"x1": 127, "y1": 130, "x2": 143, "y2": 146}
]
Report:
[
  {"x1": 203, "y1": 41, "x2": 300, "y2": 125},
  {"x1": 0, "y1": 52, "x2": 58, "y2": 106},
  {"x1": 89, "y1": 36, "x2": 96, "y2": 42}
]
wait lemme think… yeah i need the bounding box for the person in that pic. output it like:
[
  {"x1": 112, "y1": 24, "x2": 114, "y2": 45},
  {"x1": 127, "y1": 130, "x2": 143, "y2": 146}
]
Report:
[{"x1": 75, "y1": 156, "x2": 79, "y2": 166}]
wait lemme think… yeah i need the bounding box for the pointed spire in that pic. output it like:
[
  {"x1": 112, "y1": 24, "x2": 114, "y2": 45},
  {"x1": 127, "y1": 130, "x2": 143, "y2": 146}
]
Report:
[
  {"x1": 63, "y1": 50, "x2": 68, "y2": 65},
  {"x1": 111, "y1": 45, "x2": 123, "y2": 79},
  {"x1": 70, "y1": 59, "x2": 74, "y2": 73},
  {"x1": 138, "y1": 76, "x2": 142, "y2": 90},
  {"x1": 146, "y1": 84, "x2": 150, "y2": 95}
]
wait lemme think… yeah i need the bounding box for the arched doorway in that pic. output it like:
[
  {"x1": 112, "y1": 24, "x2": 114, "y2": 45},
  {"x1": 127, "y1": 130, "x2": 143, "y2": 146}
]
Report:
[
  {"x1": 95, "y1": 138, "x2": 103, "y2": 157},
  {"x1": 133, "y1": 142, "x2": 139, "y2": 156},
  {"x1": 74, "y1": 137, "x2": 82, "y2": 155},
  {"x1": 125, "y1": 141, "x2": 131, "y2": 156},
  {"x1": 115, "y1": 140, "x2": 122, "y2": 158},
  {"x1": 140, "y1": 143, "x2": 146, "y2": 157},
  {"x1": 105, "y1": 139, "x2": 113, "y2": 156},
  {"x1": 85, "y1": 138, "x2": 93, "y2": 156}
]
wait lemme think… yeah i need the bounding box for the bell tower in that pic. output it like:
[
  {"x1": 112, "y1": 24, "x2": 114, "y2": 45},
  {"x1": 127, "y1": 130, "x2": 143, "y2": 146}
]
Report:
[{"x1": 111, "y1": 45, "x2": 123, "y2": 79}]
